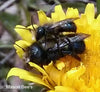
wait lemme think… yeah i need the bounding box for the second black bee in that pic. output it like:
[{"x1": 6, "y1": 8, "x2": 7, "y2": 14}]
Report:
[
  {"x1": 36, "y1": 19, "x2": 77, "y2": 40},
  {"x1": 25, "y1": 33, "x2": 89, "y2": 66},
  {"x1": 16, "y1": 18, "x2": 77, "y2": 41}
]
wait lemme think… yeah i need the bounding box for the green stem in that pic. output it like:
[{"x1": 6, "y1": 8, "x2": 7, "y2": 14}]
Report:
[{"x1": 0, "y1": 45, "x2": 13, "y2": 49}]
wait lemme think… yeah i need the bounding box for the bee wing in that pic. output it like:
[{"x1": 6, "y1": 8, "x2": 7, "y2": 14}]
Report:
[
  {"x1": 48, "y1": 18, "x2": 78, "y2": 33},
  {"x1": 49, "y1": 19, "x2": 74, "y2": 29},
  {"x1": 68, "y1": 33, "x2": 90, "y2": 42}
]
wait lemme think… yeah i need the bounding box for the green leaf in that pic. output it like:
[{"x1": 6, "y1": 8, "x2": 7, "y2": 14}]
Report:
[
  {"x1": 0, "y1": 67, "x2": 10, "y2": 78},
  {"x1": 96, "y1": 0, "x2": 100, "y2": 16}
]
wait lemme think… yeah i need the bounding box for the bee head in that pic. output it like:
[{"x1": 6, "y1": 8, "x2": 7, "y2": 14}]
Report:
[
  {"x1": 67, "y1": 21, "x2": 77, "y2": 32},
  {"x1": 29, "y1": 42, "x2": 46, "y2": 65},
  {"x1": 36, "y1": 26, "x2": 45, "y2": 40}
]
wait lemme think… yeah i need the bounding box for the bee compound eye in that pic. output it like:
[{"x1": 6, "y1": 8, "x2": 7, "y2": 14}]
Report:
[
  {"x1": 30, "y1": 45, "x2": 42, "y2": 58},
  {"x1": 69, "y1": 22, "x2": 77, "y2": 32},
  {"x1": 36, "y1": 27, "x2": 45, "y2": 40}
]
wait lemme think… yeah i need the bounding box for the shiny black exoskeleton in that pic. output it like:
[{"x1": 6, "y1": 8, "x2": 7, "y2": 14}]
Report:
[
  {"x1": 36, "y1": 19, "x2": 77, "y2": 40},
  {"x1": 15, "y1": 19, "x2": 77, "y2": 41},
  {"x1": 28, "y1": 33, "x2": 89, "y2": 66}
]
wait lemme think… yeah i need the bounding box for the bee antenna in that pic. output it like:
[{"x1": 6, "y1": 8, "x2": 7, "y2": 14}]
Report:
[
  {"x1": 15, "y1": 43, "x2": 26, "y2": 52},
  {"x1": 73, "y1": 17, "x2": 80, "y2": 20},
  {"x1": 31, "y1": 16, "x2": 36, "y2": 32}
]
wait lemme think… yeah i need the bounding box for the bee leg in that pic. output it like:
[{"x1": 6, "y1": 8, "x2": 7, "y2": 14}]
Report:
[
  {"x1": 55, "y1": 35, "x2": 60, "y2": 51},
  {"x1": 71, "y1": 53, "x2": 81, "y2": 61},
  {"x1": 63, "y1": 36, "x2": 71, "y2": 45},
  {"x1": 40, "y1": 87, "x2": 49, "y2": 92},
  {"x1": 55, "y1": 35, "x2": 64, "y2": 57},
  {"x1": 44, "y1": 31, "x2": 47, "y2": 49},
  {"x1": 31, "y1": 16, "x2": 36, "y2": 31}
]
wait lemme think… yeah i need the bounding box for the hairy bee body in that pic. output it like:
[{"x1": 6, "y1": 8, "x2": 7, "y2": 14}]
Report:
[
  {"x1": 28, "y1": 33, "x2": 89, "y2": 66},
  {"x1": 36, "y1": 19, "x2": 77, "y2": 40}
]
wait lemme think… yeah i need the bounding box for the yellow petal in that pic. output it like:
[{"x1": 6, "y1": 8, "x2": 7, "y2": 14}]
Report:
[
  {"x1": 27, "y1": 24, "x2": 38, "y2": 29},
  {"x1": 51, "y1": 5, "x2": 66, "y2": 22},
  {"x1": 38, "y1": 10, "x2": 48, "y2": 25},
  {"x1": 75, "y1": 14, "x2": 89, "y2": 33},
  {"x1": 29, "y1": 62, "x2": 55, "y2": 88},
  {"x1": 47, "y1": 90, "x2": 55, "y2": 92},
  {"x1": 29, "y1": 62, "x2": 48, "y2": 76},
  {"x1": 44, "y1": 62, "x2": 64, "y2": 85},
  {"x1": 27, "y1": 25, "x2": 38, "y2": 41},
  {"x1": 14, "y1": 45, "x2": 24, "y2": 58},
  {"x1": 7, "y1": 68, "x2": 51, "y2": 89},
  {"x1": 15, "y1": 25, "x2": 34, "y2": 43},
  {"x1": 84, "y1": 3, "x2": 95, "y2": 24},
  {"x1": 14, "y1": 40, "x2": 31, "y2": 58},
  {"x1": 51, "y1": 13, "x2": 59, "y2": 22},
  {"x1": 55, "y1": 86, "x2": 77, "y2": 92},
  {"x1": 47, "y1": 17, "x2": 52, "y2": 23},
  {"x1": 97, "y1": 14, "x2": 100, "y2": 23},
  {"x1": 62, "y1": 64, "x2": 86, "y2": 89},
  {"x1": 93, "y1": 14, "x2": 100, "y2": 30},
  {"x1": 94, "y1": 79, "x2": 100, "y2": 92},
  {"x1": 67, "y1": 64, "x2": 86, "y2": 78},
  {"x1": 66, "y1": 8, "x2": 79, "y2": 18},
  {"x1": 14, "y1": 40, "x2": 31, "y2": 48},
  {"x1": 55, "y1": 60, "x2": 65, "y2": 70}
]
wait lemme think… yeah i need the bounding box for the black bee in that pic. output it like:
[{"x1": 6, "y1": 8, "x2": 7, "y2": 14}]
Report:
[
  {"x1": 16, "y1": 18, "x2": 77, "y2": 52},
  {"x1": 35, "y1": 18, "x2": 77, "y2": 40},
  {"x1": 24, "y1": 33, "x2": 90, "y2": 66},
  {"x1": 16, "y1": 18, "x2": 77, "y2": 41}
]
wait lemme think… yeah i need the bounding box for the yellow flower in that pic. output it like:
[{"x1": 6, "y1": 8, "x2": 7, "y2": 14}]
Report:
[{"x1": 7, "y1": 3, "x2": 100, "y2": 92}]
